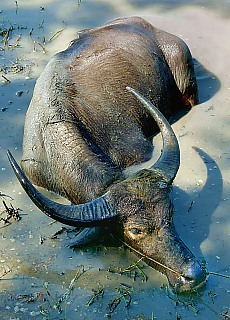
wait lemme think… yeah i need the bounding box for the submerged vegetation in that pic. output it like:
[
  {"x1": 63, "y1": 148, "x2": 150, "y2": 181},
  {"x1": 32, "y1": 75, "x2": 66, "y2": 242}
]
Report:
[
  {"x1": 40, "y1": 266, "x2": 86, "y2": 316},
  {"x1": 0, "y1": 4, "x2": 64, "y2": 82},
  {"x1": 0, "y1": 199, "x2": 21, "y2": 225}
]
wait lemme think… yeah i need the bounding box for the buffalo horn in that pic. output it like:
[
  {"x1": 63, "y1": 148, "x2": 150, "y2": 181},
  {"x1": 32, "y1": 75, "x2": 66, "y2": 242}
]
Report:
[
  {"x1": 126, "y1": 86, "x2": 180, "y2": 182},
  {"x1": 7, "y1": 150, "x2": 116, "y2": 227}
]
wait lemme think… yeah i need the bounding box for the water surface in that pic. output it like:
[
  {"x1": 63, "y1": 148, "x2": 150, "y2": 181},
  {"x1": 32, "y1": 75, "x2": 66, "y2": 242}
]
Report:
[{"x1": 0, "y1": 1, "x2": 230, "y2": 319}]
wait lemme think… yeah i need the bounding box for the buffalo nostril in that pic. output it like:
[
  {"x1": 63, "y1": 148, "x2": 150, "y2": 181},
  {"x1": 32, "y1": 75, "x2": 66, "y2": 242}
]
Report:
[
  {"x1": 166, "y1": 260, "x2": 207, "y2": 293},
  {"x1": 183, "y1": 262, "x2": 207, "y2": 287}
]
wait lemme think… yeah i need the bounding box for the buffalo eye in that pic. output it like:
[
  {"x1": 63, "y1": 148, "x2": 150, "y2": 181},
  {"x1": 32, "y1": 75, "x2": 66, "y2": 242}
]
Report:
[{"x1": 129, "y1": 227, "x2": 143, "y2": 235}]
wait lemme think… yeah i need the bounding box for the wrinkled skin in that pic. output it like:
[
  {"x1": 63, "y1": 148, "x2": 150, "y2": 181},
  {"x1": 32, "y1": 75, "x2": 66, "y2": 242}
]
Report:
[{"x1": 8, "y1": 17, "x2": 207, "y2": 293}]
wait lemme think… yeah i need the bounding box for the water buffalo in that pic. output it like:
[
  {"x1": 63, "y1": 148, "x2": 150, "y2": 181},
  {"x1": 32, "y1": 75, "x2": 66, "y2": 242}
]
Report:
[{"x1": 8, "y1": 17, "x2": 206, "y2": 293}]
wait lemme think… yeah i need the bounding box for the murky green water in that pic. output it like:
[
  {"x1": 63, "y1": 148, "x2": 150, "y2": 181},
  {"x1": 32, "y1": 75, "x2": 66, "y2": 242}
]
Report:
[{"x1": 0, "y1": 1, "x2": 230, "y2": 319}]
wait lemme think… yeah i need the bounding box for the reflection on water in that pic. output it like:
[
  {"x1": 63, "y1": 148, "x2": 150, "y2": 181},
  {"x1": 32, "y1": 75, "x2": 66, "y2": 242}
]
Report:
[
  {"x1": 194, "y1": 59, "x2": 221, "y2": 103},
  {"x1": 0, "y1": 1, "x2": 230, "y2": 319}
]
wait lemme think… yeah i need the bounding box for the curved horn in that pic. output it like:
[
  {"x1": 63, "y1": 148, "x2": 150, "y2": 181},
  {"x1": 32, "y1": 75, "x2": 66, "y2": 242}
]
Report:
[
  {"x1": 7, "y1": 150, "x2": 117, "y2": 227},
  {"x1": 126, "y1": 87, "x2": 180, "y2": 182}
]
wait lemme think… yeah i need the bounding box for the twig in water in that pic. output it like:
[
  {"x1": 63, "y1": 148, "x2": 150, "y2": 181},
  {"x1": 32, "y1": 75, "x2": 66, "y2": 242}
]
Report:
[
  {"x1": 43, "y1": 282, "x2": 60, "y2": 312},
  {"x1": 182, "y1": 299, "x2": 199, "y2": 314},
  {"x1": 2, "y1": 74, "x2": 11, "y2": 83},
  {"x1": 0, "y1": 200, "x2": 21, "y2": 225},
  {"x1": 107, "y1": 284, "x2": 133, "y2": 316},
  {"x1": 42, "y1": 265, "x2": 85, "y2": 313},
  {"x1": 15, "y1": 1, "x2": 19, "y2": 14},
  {"x1": 0, "y1": 265, "x2": 12, "y2": 279},
  {"x1": 13, "y1": 34, "x2": 21, "y2": 48},
  {"x1": 39, "y1": 19, "x2": 45, "y2": 29},
  {"x1": 122, "y1": 257, "x2": 147, "y2": 281},
  {"x1": 86, "y1": 286, "x2": 104, "y2": 306},
  {"x1": 108, "y1": 257, "x2": 147, "y2": 282},
  {"x1": 29, "y1": 28, "x2": 33, "y2": 37},
  {"x1": 201, "y1": 259, "x2": 230, "y2": 280},
  {"x1": 49, "y1": 29, "x2": 64, "y2": 42},
  {"x1": 2, "y1": 27, "x2": 13, "y2": 47},
  {"x1": 188, "y1": 200, "x2": 194, "y2": 213},
  {"x1": 208, "y1": 271, "x2": 230, "y2": 279},
  {"x1": 33, "y1": 40, "x2": 46, "y2": 53},
  {"x1": 208, "y1": 290, "x2": 217, "y2": 304}
]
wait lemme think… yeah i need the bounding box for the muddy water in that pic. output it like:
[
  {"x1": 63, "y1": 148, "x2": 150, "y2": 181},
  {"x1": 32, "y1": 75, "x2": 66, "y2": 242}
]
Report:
[{"x1": 0, "y1": 1, "x2": 230, "y2": 319}]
